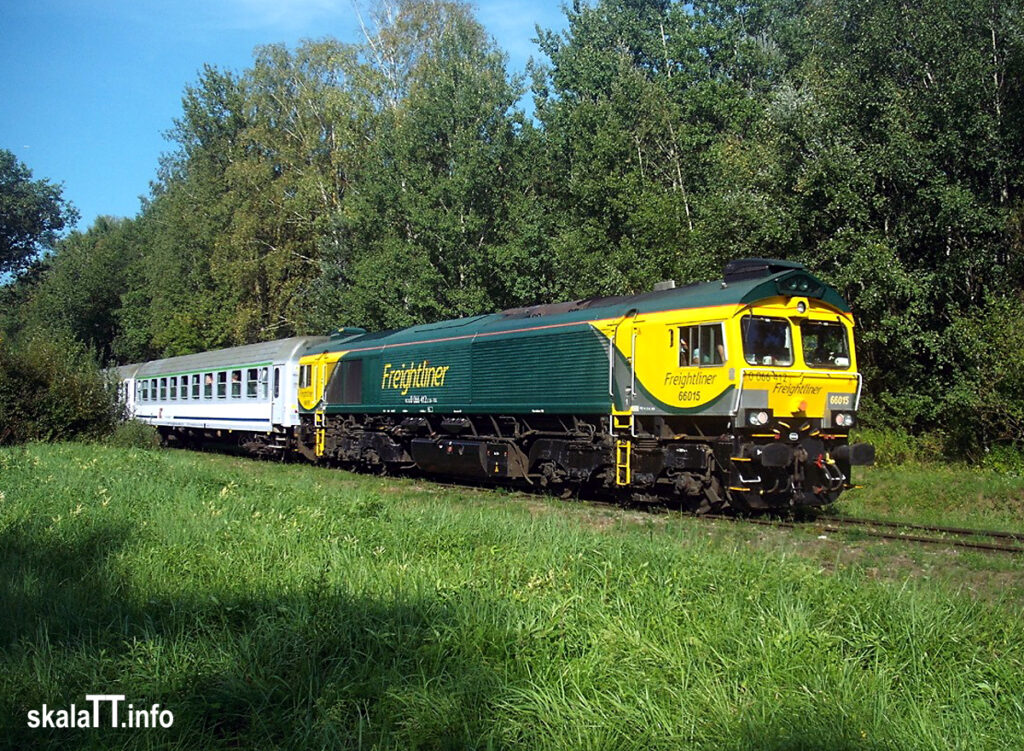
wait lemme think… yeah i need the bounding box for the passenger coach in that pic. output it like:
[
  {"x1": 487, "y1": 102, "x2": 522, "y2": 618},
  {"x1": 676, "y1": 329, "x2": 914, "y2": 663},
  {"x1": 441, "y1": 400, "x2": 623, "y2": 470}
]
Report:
[{"x1": 118, "y1": 336, "x2": 327, "y2": 455}]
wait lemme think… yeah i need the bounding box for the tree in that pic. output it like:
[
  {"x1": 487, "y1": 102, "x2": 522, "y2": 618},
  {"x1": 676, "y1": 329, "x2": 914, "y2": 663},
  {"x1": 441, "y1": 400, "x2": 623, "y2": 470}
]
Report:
[
  {"x1": 318, "y1": 0, "x2": 551, "y2": 330},
  {"x1": 0, "y1": 149, "x2": 78, "y2": 276},
  {"x1": 18, "y1": 216, "x2": 143, "y2": 362}
]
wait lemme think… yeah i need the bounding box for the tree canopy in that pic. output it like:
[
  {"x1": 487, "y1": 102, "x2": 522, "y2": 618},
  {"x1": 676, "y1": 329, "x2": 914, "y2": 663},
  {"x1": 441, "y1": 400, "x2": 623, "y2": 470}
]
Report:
[
  {"x1": 4, "y1": 0, "x2": 1024, "y2": 456},
  {"x1": 0, "y1": 149, "x2": 78, "y2": 276}
]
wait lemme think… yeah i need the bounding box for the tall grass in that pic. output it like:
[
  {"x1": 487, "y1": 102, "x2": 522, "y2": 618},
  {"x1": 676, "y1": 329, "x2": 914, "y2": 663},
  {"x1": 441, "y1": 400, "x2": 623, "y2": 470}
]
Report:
[{"x1": 1, "y1": 443, "x2": 1022, "y2": 749}]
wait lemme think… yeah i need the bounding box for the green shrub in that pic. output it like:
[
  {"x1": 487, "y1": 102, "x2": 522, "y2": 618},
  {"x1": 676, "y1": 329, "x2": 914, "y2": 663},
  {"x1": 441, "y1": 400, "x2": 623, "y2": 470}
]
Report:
[
  {"x1": 0, "y1": 331, "x2": 121, "y2": 444},
  {"x1": 942, "y1": 295, "x2": 1024, "y2": 459},
  {"x1": 852, "y1": 427, "x2": 945, "y2": 465},
  {"x1": 105, "y1": 419, "x2": 161, "y2": 450},
  {"x1": 977, "y1": 443, "x2": 1024, "y2": 475}
]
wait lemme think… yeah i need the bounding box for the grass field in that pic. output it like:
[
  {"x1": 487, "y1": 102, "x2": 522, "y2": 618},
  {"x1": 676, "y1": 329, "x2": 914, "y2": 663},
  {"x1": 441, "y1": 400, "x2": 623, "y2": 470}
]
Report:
[
  {"x1": 836, "y1": 462, "x2": 1024, "y2": 532},
  {"x1": 1, "y1": 443, "x2": 1023, "y2": 749}
]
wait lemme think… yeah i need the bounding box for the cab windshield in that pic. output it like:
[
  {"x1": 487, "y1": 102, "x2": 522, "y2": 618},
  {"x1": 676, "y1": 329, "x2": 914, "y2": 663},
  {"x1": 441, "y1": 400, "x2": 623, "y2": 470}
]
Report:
[
  {"x1": 741, "y1": 316, "x2": 793, "y2": 366},
  {"x1": 800, "y1": 321, "x2": 851, "y2": 369}
]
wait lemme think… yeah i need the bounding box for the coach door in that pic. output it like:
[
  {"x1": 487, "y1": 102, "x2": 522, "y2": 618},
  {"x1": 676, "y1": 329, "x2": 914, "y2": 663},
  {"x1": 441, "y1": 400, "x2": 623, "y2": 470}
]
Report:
[{"x1": 270, "y1": 366, "x2": 284, "y2": 426}]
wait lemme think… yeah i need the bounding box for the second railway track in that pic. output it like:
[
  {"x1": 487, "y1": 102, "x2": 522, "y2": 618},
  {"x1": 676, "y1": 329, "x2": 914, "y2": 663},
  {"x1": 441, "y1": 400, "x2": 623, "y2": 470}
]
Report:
[{"x1": 707, "y1": 514, "x2": 1024, "y2": 555}]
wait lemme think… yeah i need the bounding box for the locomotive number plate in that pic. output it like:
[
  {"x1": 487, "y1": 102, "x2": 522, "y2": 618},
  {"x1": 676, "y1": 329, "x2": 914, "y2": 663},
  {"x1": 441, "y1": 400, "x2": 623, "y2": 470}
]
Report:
[{"x1": 827, "y1": 393, "x2": 854, "y2": 408}]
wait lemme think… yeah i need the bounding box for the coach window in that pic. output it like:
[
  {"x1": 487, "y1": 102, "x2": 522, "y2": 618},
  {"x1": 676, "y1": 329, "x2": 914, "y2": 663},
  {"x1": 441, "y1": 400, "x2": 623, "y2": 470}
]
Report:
[
  {"x1": 245, "y1": 368, "x2": 259, "y2": 399},
  {"x1": 141, "y1": 380, "x2": 149, "y2": 401},
  {"x1": 191, "y1": 374, "x2": 200, "y2": 399},
  {"x1": 274, "y1": 367, "x2": 281, "y2": 399},
  {"x1": 170, "y1": 376, "x2": 178, "y2": 400},
  {"x1": 204, "y1": 373, "x2": 213, "y2": 399},
  {"x1": 299, "y1": 365, "x2": 311, "y2": 389},
  {"x1": 217, "y1": 372, "x2": 227, "y2": 399},
  {"x1": 679, "y1": 324, "x2": 725, "y2": 367},
  {"x1": 259, "y1": 368, "x2": 269, "y2": 399},
  {"x1": 151, "y1": 379, "x2": 158, "y2": 401},
  {"x1": 742, "y1": 316, "x2": 794, "y2": 366},
  {"x1": 231, "y1": 370, "x2": 242, "y2": 398},
  {"x1": 159, "y1": 378, "x2": 168, "y2": 400},
  {"x1": 179, "y1": 376, "x2": 188, "y2": 400}
]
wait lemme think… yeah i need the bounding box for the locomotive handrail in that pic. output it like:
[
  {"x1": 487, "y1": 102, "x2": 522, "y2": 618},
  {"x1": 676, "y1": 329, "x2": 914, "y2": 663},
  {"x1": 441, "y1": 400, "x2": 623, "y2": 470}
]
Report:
[
  {"x1": 729, "y1": 368, "x2": 863, "y2": 417},
  {"x1": 608, "y1": 310, "x2": 638, "y2": 400}
]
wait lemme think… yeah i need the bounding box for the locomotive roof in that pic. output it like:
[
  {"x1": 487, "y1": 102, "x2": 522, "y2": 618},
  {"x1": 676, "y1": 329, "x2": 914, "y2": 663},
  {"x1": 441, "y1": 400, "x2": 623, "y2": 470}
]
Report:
[
  {"x1": 303, "y1": 262, "x2": 849, "y2": 356},
  {"x1": 116, "y1": 335, "x2": 329, "y2": 378}
]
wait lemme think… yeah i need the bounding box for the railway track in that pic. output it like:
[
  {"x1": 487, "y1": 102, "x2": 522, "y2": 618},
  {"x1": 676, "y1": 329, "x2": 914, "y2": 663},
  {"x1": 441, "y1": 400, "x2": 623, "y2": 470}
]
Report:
[{"x1": 706, "y1": 513, "x2": 1024, "y2": 554}]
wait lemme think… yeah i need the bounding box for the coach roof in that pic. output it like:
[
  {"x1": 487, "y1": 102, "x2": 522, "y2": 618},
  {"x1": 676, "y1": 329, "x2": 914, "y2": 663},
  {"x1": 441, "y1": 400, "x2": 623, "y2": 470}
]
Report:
[{"x1": 117, "y1": 336, "x2": 329, "y2": 379}]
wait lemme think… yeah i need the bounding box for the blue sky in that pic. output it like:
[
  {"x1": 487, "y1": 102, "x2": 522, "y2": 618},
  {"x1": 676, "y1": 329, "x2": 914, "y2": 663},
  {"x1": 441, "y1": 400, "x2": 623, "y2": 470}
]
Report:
[{"x1": 0, "y1": 0, "x2": 567, "y2": 231}]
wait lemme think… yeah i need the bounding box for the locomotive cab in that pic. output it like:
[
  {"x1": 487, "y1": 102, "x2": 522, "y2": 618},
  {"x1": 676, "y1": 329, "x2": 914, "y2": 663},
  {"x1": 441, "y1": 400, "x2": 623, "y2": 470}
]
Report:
[
  {"x1": 606, "y1": 260, "x2": 874, "y2": 509},
  {"x1": 729, "y1": 292, "x2": 874, "y2": 507}
]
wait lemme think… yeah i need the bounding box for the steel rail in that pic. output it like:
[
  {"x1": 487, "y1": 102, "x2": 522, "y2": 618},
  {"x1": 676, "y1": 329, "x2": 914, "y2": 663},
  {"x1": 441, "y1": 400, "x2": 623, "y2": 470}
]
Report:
[
  {"x1": 703, "y1": 514, "x2": 1024, "y2": 554},
  {"x1": 817, "y1": 514, "x2": 1024, "y2": 542}
]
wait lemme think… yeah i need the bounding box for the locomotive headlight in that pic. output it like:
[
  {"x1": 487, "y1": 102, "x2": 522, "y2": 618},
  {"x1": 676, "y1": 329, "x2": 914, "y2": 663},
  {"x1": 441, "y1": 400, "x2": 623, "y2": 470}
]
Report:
[
  {"x1": 748, "y1": 410, "x2": 769, "y2": 426},
  {"x1": 834, "y1": 413, "x2": 854, "y2": 427}
]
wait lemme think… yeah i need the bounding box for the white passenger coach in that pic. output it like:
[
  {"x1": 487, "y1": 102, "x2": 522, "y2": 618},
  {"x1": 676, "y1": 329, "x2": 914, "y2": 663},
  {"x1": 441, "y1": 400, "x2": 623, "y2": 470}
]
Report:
[{"x1": 117, "y1": 336, "x2": 328, "y2": 452}]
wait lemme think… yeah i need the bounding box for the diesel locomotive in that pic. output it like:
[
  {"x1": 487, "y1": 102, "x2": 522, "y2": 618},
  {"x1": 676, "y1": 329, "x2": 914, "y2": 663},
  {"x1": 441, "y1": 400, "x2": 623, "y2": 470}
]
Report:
[{"x1": 118, "y1": 259, "x2": 874, "y2": 511}]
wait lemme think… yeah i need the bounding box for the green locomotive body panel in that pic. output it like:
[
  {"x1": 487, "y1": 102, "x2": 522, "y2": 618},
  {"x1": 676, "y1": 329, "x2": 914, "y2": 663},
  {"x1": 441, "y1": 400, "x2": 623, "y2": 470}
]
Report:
[{"x1": 303, "y1": 321, "x2": 613, "y2": 416}]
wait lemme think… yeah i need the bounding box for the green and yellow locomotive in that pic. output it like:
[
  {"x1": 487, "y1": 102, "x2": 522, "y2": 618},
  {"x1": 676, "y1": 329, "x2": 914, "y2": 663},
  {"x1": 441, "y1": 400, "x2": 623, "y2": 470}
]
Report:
[{"x1": 295, "y1": 259, "x2": 874, "y2": 510}]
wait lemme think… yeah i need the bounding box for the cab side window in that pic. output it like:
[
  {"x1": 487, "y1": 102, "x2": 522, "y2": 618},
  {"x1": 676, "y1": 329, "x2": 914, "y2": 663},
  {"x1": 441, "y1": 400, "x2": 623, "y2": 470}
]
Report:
[{"x1": 679, "y1": 324, "x2": 726, "y2": 367}]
